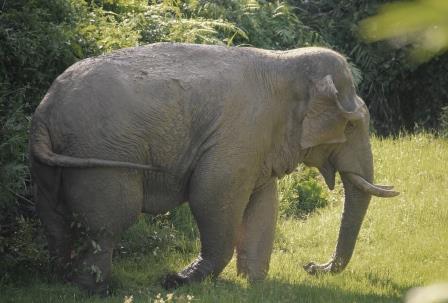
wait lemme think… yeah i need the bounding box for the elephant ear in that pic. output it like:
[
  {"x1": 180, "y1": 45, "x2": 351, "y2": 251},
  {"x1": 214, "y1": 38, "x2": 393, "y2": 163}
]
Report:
[{"x1": 300, "y1": 75, "x2": 348, "y2": 149}]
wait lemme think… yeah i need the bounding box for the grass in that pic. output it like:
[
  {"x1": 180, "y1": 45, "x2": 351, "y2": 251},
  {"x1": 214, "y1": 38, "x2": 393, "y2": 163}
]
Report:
[{"x1": 1, "y1": 134, "x2": 447, "y2": 302}]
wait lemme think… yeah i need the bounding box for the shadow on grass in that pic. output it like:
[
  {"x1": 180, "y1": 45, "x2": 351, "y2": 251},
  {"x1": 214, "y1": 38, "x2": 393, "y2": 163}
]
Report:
[{"x1": 0, "y1": 271, "x2": 410, "y2": 303}]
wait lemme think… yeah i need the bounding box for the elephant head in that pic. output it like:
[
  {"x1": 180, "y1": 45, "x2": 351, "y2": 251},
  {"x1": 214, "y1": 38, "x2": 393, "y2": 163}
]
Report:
[{"x1": 298, "y1": 69, "x2": 399, "y2": 274}]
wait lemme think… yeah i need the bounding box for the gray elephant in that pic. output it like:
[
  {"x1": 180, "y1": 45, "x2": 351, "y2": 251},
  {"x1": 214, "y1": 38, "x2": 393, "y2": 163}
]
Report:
[{"x1": 29, "y1": 43, "x2": 398, "y2": 294}]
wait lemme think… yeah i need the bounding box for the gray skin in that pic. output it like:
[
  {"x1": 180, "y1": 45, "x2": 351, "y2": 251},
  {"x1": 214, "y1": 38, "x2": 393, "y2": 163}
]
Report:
[{"x1": 29, "y1": 43, "x2": 398, "y2": 294}]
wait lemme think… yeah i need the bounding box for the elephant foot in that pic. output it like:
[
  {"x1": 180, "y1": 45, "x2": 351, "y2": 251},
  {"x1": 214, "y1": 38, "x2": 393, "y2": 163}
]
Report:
[
  {"x1": 70, "y1": 262, "x2": 113, "y2": 297},
  {"x1": 161, "y1": 273, "x2": 188, "y2": 290},
  {"x1": 303, "y1": 259, "x2": 344, "y2": 275},
  {"x1": 162, "y1": 256, "x2": 216, "y2": 289},
  {"x1": 237, "y1": 262, "x2": 267, "y2": 283},
  {"x1": 71, "y1": 278, "x2": 111, "y2": 297}
]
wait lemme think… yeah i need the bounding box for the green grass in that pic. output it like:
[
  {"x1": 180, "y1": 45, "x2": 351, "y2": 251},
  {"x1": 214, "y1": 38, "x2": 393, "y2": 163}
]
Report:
[{"x1": 1, "y1": 134, "x2": 447, "y2": 302}]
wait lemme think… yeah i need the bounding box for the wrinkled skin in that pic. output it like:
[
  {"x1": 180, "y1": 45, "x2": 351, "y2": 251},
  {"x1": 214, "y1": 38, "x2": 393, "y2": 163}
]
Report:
[{"x1": 29, "y1": 43, "x2": 398, "y2": 294}]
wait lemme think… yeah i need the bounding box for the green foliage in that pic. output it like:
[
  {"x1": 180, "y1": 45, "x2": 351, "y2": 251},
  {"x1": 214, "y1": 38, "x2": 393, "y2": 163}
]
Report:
[
  {"x1": 187, "y1": 0, "x2": 326, "y2": 49},
  {"x1": 140, "y1": 1, "x2": 247, "y2": 45},
  {"x1": 71, "y1": 3, "x2": 141, "y2": 54},
  {"x1": 136, "y1": 0, "x2": 325, "y2": 48},
  {"x1": 168, "y1": 204, "x2": 198, "y2": 241},
  {"x1": 0, "y1": 217, "x2": 48, "y2": 283},
  {"x1": 278, "y1": 165, "x2": 329, "y2": 219},
  {"x1": 0, "y1": 106, "x2": 30, "y2": 209},
  {"x1": 0, "y1": 105, "x2": 35, "y2": 278},
  {"x1": 117, "y1": 206, "x2": 198, "y2": 260}
]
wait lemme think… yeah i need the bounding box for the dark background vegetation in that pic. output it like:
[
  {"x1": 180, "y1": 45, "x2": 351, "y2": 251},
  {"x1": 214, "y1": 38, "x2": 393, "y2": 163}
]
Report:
[{"x1": 1, "y1": 0, "x2": 447, "y2": 282}]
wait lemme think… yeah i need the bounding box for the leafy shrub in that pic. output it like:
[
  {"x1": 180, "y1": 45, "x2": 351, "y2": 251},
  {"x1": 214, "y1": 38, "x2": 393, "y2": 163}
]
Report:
[
  {"x1": 136, "y1": 0, "x2": 325, "y2": 48},
  {"x1": 183, "y1": 0, "x2": 326, "y2": 49},
  {"x1": 0, "y1": 104, "x2": 36, "y2": 282},
  {"x1": 0, "y1": 217, "x2": 48, "y2": 283},
  {"x1": 139, "y1": 2, "x2": 247, "y2": 45},
  {"x1": 117, "y1": 206, "x2": 198, "y2": 260},
  {"x1": 278, "y1": 165, "x2": 329, "y2": 219}
]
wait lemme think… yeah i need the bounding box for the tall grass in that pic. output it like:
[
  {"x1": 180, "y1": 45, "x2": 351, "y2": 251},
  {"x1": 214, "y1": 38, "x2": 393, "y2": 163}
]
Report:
[{"x1": 1, "y1": 134, "x2": 447, "y2": 302}]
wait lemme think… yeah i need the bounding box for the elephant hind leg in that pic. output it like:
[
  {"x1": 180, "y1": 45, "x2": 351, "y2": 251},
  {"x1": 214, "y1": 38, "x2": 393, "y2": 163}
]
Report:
[
  {"x1": 33, "y1": 161, "x2": 73, "y2": 279},
  {"x1": 71, "y1": 236, "x2": 115, "y2": 296},
  {"x1": 237, "y1": 180, "x2": 278, "y2": 282},
  {"x1": 62, "y1": 169, "x2": 143, "y2": 295}
]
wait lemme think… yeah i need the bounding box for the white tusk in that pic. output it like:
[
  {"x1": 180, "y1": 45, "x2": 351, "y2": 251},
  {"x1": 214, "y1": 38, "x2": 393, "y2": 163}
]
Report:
[
  {"x1": 344, "y1": 173, "x2": 399, "y2": 198},
  {"x1": 375, "y1": 184, "x2": 394, "y2": 190}
]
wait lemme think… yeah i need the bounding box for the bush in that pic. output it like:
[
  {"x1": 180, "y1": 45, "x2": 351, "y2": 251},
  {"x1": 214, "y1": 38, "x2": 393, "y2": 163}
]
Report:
[
  {"x1": 136, "y1": 0, "x2": 325, "y2": 48},
  {"x1": 188, "y1": 0, "x2": 326, "y2": 49},
  {"x1": 0, "y1": 217, "x2": 48, "y2": 283},
  {"x1": 0, "y1": 104, "x2": 36, "y2": 283},
  {"x1": 117, "y1": 205, "x2": 198, "y2": 260},
  {"x1": 278, "y1": 165, "x2": 329, "y2": 219},
  {"x1": 138, "y1": 2, "x2": 246, "y2": 45}
]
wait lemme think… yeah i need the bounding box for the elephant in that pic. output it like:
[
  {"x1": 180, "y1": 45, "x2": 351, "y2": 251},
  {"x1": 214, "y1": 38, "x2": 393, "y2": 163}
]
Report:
[{"x1": 29, "y1": 42, "x2": 399, "y2": 294}]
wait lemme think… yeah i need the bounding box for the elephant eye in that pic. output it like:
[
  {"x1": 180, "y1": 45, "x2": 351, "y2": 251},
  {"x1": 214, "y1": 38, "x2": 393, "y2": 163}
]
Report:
[{"x1": 345, "y1": 121, "x2": 355, "y2": 132}]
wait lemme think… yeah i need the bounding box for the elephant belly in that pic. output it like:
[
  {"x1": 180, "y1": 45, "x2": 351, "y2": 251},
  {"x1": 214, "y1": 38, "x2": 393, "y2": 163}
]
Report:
[{"x1": 141, "y1": 171, "x2": 186, "y2": 214}]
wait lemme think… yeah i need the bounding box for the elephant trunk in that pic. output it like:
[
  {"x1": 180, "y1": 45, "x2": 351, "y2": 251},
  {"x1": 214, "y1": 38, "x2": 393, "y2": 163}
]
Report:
[
  {"x1": 329, "y1": 174, "x2": 371, "y2": 272},
  {"x1": 328, "y1": 170, "x2": 398, "y2": 272},
  {"x1": 303, "y1": 173, "x2": 372, "y2": 274}
]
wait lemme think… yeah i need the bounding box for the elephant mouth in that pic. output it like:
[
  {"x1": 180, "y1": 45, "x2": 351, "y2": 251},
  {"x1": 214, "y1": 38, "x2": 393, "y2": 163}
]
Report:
[
  {"x1": 318, "y1": 158, "x2": 399, "y2": 197},
  {"x1": 318, "y1": 161, "x2": 336, "y2": 190}
]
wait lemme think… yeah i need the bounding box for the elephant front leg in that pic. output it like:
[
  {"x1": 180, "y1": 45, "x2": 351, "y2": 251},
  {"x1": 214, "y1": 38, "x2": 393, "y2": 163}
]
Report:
[{"x1": 236, "y1": 180, "x2": 278, "y2": 282}]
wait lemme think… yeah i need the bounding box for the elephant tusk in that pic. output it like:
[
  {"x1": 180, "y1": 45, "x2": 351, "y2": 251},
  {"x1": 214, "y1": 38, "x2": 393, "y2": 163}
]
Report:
[
  {"x1": 375, "y1": 184, "x2": 394, "y2": 190},
  {"x1": 344, "y1": 173, "x2": 399, "y2": 198}
]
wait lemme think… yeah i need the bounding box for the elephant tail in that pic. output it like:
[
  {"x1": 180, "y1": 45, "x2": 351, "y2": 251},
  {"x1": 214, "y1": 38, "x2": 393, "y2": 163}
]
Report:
[{"x1": 29, "y1": 116, "x2": 161, "y2": 171}]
